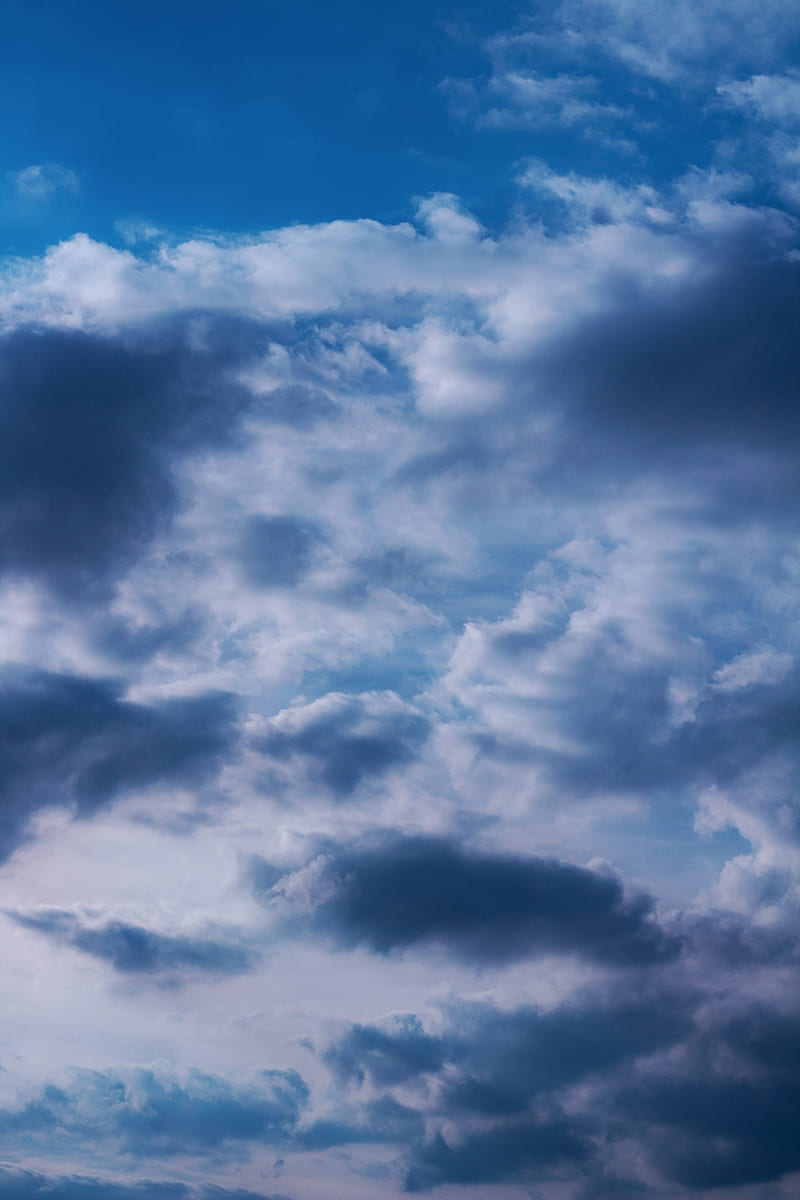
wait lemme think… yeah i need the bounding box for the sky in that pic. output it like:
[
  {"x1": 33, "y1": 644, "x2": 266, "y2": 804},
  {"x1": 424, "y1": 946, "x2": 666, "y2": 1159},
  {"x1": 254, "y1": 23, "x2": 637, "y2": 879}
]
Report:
[{"x1": 1, "y1": 1, "x2": 800, "y2": 1198}]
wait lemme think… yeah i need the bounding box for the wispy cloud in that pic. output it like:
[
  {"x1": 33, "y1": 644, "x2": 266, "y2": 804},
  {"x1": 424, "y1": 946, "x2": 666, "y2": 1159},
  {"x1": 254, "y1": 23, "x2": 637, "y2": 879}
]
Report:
[{"x1": 10, "y1": 162, "x2": 79, "y2": 201}]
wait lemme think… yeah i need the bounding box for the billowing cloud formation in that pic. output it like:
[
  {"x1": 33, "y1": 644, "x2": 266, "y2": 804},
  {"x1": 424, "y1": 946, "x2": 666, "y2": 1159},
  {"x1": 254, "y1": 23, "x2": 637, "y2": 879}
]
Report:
[
  {"x1": 324, "y1": 988, "x2": 693, "y2": 1100},
  {"x1": 251, "y1": 692, "x2": 430, "y2": 797},
  {"x1": 2, "y1": 1, "x2": 800, "y2": 1194},
  {"x1": 0, "y1": 1066, "x2": 308, "y2": 1158},
  {"x1": 0, "y1": 668, "x2": 236, "y2": 858},
  {"x1": 317, "y1": 979, "x2": 800, "y2": 1193},
  {"x1": 603, "y1": 999, "x2": 800, "y2": 1193},
  {"x1": 256, "y1": 833, "x2": 679, "y2": 965},
  {"x1": 8, "y1": 909, "x2": 255, "y2": 980},
  {"x1": 323, "y1": 1014, "x2": 447, "y2": 1088},
  {"x1": 4, "y1": 199, "x2": 800, "y2": 1197}
]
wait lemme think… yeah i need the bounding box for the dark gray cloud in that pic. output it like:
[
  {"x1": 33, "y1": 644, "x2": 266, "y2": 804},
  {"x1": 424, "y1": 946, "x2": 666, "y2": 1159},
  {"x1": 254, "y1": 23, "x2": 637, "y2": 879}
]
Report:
[
  {"x1": 472, "y1": 659, "x2": 675, "y2": 797},
  {"x1": 255, "y1": 833, "x2": 680, "y2": 965},
  {"x1": 0, "y1": 667, "x2": 237, "y2": 859},
  {"x1": 611, "y1": 999, "x2": 800, "y2": 1191},
  {"x1": 718, "y1": 1003, "x2": 800, "y2": 1079},
  {"x1": 323, "y1": 1014, "x2": 447, "y2": 1087},
  {"x1": 298, "y1": 1094, "x2": 424, "y2": 1151},
  {"x1": 544, "y1": 254, "x2": 800, "y2": 469},
  {"x1": 0, "y1": 319, "x2": 260, "y2": 598},
  {"x1": 473, "y1": 627, "x2": 800, "y2": 826},
  {"x1": 9, "y1": 909, "x2": 255, "y2": 980},
  {"x1": 252, "y1": 694, "x2": 430, "y2": 797},
  {"x1": 526, "y1": 245, "x2": 800, "y2": 517},
  {"x1": 317, "y1": 983, "x2": 800, "y2": 1193},
  {"x1": 647, "y1": 665, "x2": 800, "y2": 800},
  {"x1": 682, "y1": 908, "x2": 800, "y2": 969},
  {"x1": 440, "y1": 990, "x2": 693, "y2": 1109},
  {"x1": 324, "y1": 987, "x2": 694, "y2": 1113},
  {"x1": 395, "y1": 242, "x2": 800, "y2": 528},
  {"x1": 0, "y1": 1065, "x2": 308, "y2": 1158},
  {"x1": 666, "y1": 670, "x2": 800, "y2": 815},
  {"x1": 403, "y1": 1117, "x2": 589, "y2": 1192},
  {"x1": 0, "y1": 1164, "x2": 287, "y2": 1200},
  {"x1": 618, "y1": 1075, "x2": 800, "y2": 1190}
]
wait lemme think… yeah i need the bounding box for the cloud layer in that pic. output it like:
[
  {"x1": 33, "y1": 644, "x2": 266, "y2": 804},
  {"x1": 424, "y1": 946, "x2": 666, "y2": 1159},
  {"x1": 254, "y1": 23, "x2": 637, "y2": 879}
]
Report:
[{"x1": 2, "y1": 2, "x2": 800, "y2": 1197}]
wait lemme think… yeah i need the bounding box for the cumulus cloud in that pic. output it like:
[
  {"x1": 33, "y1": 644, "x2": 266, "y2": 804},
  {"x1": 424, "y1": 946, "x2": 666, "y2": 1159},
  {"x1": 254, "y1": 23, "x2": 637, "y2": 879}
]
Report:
[
  {"x1": 0, "y1": 191, "x2": 797, "y2": 1200},
  {"x1": 249, "y1": 692, "x2": 430, "y2": 798},
  {"x1": 314, "y1": 962, "x2": 800, "y2": 1192},
  {"x1": 518, "y1": 160, "x2": 669, "y2": 225},
  {"x1": 719, "y1": 72, "x2": 800, "y2": 125}
]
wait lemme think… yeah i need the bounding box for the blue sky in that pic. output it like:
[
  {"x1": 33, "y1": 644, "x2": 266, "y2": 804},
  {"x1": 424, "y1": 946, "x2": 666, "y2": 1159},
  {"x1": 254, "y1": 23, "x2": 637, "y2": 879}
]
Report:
[
  {"x1": 2, "y1": 2, "x2": 800, "y2": 1199},
  {"x1": 1, "y1": 0, "x2": 523, "y2": 249},
  {"x1": 5, "y1": 0, "x2": 797, "y2": 250}
]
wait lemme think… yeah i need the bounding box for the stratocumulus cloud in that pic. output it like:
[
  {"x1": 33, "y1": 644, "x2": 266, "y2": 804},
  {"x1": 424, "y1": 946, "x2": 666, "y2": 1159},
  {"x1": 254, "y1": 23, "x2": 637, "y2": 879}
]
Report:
[
  {"x1": 0, "y1": 321, "x2": 258, "y2": 597},
  {"x1": 0, "y1": 1066, "x2": 309, "y2": 1157},
  {"x1": 254, "y1": 833, "x2": 681, "y2": 965},
  {"x1": 249, "y1": 692, "x2": 431, "y2": 797},
  {"x1": 0, "y1": 1165, "x2": 289, "y2": 1200},
  {"x1": 2, "y1": 1, "x2": 800, "y2": 1197},
  {"x1": 0, "y1": 668, "x2": 237, "y2": 858},
  {"x1": 8, "y1": 909, "x2": 255, "y2": 980}
]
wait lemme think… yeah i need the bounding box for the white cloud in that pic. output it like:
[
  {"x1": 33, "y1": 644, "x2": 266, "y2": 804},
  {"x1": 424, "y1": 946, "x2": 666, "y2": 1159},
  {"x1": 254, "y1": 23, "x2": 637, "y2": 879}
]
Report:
[
  {"x1": 719, "y1": 71, "x2": 800, "y2": 125},
  {"x1": 10, "y1": 162, "x2": 79, "y2": 201},
  {"x1": 479, "y1": 70, "x2": 626, "y2": 131},
  {"x1": 560, "y1": 0, "x2": 800, "y2": 81},
  {"x1": 518, "y1": 160, "x2": 671, "y2": 225},
  {"x1": 440, "y1": 31, "x2": 630, "y2": 135}
]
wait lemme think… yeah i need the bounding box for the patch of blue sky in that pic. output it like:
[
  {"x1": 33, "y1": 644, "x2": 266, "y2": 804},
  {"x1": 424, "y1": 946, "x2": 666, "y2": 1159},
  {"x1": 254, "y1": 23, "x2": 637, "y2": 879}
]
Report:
[
  {"x1": 4, "y1": 0, "x2": 792, "y2": 258},
  {"x1": 596, "y1": 798, "x2": 754, "y2": 904},
  {"x1": 0, "y1": 0, "x2": 524, "y2": 254}
]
